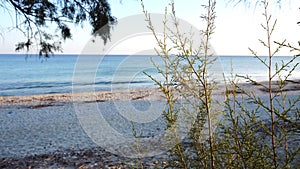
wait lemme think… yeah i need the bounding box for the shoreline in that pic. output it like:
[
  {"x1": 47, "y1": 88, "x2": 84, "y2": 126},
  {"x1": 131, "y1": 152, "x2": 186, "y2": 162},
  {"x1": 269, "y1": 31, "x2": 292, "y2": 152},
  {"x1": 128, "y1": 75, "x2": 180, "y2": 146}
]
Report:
[
  {"x1": 1, "y1": 79, "x2": 299, "y2": 107},
  {"x1": 0, "y1": 88, "x2": 164, "y2": 107}
]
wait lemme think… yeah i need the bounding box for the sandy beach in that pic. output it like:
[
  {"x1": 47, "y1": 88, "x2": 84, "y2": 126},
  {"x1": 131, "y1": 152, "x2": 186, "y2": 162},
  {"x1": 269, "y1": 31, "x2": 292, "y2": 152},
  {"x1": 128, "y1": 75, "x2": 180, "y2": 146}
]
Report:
[
  {"x1": 0, "y1": 80, "x2": 299, "y2": 168},
  {"x1": 0, "y1": 88, "x2": 170, "y2": 168}
]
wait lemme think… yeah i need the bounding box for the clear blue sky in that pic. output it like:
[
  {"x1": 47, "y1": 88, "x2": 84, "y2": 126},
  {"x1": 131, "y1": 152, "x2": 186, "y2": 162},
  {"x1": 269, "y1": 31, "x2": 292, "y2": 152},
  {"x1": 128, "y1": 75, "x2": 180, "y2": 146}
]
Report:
[{"x1": 0, "y1": 0, "x2": 299, "y2": 55}]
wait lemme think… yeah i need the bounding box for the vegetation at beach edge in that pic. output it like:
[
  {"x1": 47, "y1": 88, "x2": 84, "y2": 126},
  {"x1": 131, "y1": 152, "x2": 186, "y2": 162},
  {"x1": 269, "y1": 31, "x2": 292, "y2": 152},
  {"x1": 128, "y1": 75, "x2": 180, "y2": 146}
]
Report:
[{"x1": 131, "y1": 0, "x2": 300, "y2": 168}]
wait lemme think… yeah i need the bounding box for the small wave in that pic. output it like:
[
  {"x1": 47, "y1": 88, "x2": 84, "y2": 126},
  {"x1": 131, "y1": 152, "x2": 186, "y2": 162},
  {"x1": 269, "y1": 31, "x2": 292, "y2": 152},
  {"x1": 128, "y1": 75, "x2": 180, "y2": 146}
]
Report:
[{"x1": 0, "y1": 82, "x2": 71, "y2": 91}]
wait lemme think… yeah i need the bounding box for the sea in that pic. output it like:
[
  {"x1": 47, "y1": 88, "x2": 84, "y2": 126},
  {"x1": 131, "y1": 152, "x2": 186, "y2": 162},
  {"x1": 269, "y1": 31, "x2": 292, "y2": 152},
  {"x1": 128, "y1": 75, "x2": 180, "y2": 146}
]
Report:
[{"x1": 0, "y1": 54, "x2": 299, "y2": 96}]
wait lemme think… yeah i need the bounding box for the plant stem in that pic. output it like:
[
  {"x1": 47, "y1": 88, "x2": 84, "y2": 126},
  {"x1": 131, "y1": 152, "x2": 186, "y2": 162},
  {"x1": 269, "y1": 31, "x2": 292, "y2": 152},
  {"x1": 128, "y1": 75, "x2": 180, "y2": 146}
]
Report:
[
  {"x1": 203, "y1": 0, "x2": 215, "y2": 168},
  {"x1": 263, "y1": 0, "x2": 277, "y2": 167}
]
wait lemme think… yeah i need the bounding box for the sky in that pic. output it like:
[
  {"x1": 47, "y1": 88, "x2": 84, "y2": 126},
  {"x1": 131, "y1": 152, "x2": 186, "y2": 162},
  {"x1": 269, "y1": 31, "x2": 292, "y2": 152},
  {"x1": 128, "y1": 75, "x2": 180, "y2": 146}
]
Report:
[{"x1": 0, "y1": 0, "x2": 299, "y2": 56}]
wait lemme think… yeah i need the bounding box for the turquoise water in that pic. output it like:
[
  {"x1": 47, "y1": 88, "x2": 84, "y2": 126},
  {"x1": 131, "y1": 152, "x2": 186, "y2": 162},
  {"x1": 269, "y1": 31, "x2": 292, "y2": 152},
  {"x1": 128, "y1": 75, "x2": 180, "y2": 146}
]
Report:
[{"x1": 0, "y1": 54, "x2": 299, "y2": 96}]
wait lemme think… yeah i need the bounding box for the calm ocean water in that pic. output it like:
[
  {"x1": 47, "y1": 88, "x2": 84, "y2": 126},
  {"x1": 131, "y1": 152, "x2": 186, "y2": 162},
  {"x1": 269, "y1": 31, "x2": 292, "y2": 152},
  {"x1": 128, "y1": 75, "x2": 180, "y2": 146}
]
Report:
[{"x1": 0, "y1": 54, "x2": 299, "y2": 96}]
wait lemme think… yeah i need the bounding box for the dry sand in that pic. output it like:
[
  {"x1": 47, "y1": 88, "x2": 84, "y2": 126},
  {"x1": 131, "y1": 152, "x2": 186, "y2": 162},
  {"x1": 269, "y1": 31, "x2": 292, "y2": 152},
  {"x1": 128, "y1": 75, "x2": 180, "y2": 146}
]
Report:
[
  {"x1": 0, "y1": 80, "x2": 299, "y2": 168},
  {"x1": 0, "y1": 88, "x2": 168, "y2": 168}
]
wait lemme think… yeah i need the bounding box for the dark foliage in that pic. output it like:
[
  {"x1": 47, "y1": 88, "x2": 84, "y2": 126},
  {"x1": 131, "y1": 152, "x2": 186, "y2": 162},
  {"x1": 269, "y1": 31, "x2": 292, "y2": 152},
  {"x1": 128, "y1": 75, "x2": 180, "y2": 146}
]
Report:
[{"x1": 3, "y1": 0, "x2": 116, "y2": 57}]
